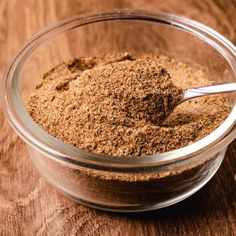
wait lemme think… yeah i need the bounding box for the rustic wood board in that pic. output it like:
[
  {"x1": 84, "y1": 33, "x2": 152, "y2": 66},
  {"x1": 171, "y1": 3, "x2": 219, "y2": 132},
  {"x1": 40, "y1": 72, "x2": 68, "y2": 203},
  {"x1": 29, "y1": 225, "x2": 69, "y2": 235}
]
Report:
[{"x1": 0, "y1": 0, "x2": 236, "y2": 235}]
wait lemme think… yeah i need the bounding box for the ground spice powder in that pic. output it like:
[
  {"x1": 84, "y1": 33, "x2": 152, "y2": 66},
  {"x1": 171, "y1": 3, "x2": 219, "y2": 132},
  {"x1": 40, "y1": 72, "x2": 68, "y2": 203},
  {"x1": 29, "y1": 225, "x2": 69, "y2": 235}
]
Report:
[{"x1": 28, "y1": 53, "x2": 229, "y2": 157}]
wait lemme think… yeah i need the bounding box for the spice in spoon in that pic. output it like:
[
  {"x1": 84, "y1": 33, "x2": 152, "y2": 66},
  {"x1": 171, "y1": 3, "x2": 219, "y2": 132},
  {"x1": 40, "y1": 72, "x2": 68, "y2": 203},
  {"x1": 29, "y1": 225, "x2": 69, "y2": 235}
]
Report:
[{"x1": 74, "y1": 59, "x2": 183, "y2": 126}]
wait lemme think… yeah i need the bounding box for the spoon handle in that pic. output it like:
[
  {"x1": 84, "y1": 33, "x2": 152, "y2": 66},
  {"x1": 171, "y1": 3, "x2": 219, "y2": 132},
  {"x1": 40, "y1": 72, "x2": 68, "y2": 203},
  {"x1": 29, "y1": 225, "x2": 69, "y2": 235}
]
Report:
[{"x1": 184, "y1": 82, "x2": 236, "y2": 100}]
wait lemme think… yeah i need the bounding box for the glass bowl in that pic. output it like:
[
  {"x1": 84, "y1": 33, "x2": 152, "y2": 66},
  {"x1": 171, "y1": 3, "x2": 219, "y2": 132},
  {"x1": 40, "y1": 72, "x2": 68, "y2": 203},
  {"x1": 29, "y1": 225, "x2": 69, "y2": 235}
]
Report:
[{"x1": 2, "y1": 10, "x2": 236, "y2": 212}]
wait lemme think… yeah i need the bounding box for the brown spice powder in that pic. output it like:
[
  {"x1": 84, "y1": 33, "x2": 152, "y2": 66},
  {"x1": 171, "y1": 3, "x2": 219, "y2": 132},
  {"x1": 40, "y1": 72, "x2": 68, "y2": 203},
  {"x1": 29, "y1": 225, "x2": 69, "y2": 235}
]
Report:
[{"x1": 28, "y1": 53, "x2": 229, "y2": 157}]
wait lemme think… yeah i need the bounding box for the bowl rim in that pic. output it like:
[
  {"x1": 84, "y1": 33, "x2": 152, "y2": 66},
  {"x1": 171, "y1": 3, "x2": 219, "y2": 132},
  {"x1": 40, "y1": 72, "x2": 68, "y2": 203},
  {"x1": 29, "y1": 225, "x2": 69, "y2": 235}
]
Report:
[{"x1": 2, "y1": 9, "x2": 236, "y2": 171}]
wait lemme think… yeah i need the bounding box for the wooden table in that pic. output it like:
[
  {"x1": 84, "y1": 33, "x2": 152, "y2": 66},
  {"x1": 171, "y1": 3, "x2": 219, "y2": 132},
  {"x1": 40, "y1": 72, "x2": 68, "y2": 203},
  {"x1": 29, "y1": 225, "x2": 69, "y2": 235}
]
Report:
[{"x1": 0, "y1": 1, "x2": 236, "y2": 235}]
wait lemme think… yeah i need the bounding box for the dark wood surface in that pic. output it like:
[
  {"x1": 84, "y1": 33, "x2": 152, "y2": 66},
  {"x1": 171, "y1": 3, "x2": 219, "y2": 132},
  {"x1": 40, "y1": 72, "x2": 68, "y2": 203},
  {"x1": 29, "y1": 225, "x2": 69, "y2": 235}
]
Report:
[{"x1": 0, "y1": 1, "x2": 236, "y2": 235}]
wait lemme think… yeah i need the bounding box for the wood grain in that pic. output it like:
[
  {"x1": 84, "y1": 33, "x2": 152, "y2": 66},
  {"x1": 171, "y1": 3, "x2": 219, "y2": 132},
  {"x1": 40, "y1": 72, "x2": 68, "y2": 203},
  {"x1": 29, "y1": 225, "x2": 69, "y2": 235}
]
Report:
[{"x1": 0, "y1": 0, "x2": 236, "y2": 235}]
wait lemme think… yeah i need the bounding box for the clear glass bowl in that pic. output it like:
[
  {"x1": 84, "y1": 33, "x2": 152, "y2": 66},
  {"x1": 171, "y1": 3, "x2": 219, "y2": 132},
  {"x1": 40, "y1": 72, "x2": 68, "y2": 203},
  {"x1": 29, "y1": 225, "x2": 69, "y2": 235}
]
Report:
[{"x1": 2, "y1": 10, "x2": 236, "y2": 212}]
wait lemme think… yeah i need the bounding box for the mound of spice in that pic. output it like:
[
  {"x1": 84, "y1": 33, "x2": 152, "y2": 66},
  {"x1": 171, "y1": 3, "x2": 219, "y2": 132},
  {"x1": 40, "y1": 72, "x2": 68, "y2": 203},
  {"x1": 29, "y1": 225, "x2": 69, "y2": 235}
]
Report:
[
  {"x1": 72, "y1": 59, "x2": 183, "y2": 126},
  {"x1": 28, "y1": 53, "x2": 229, "y2": 157}
]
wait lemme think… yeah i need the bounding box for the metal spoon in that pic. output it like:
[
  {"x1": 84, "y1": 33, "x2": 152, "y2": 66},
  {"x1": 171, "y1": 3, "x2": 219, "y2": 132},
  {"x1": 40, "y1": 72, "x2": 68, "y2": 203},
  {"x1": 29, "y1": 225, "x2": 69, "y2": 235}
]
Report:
[
  {"x1": 183, "y1": 82, "x2": 236, "y2": 102},
  {"x1": 156, "y1": 82, "x2": 236, "y2": 124},
  {"x1": 125, "y1": 82, "x2": 235, "y2": 125}
]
